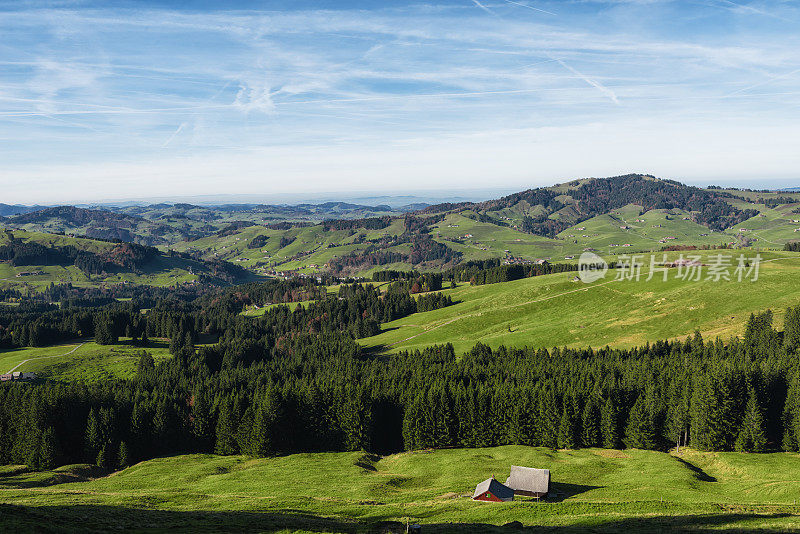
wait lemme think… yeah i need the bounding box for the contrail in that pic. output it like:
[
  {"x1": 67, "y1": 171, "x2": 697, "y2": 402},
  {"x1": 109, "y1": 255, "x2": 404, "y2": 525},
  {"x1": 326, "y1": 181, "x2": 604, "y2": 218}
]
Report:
[
  {"x1": 502, "y1": 0, "x2": 557, "y2": 16},
  {"x1": 161, "y1": 122, "x2": 186, "y2": 147},
  {"x1": 471, "y1": 0, "x2": 499, "y2": 17},
  {"x1": 724, "y1": 68, "x2": 800, "y2": 97},
  {"x1": 714, "y1": 0, "x2": 793, "y2": 22},
  {"x1": 554, "y1": 58, "x2": 620, "y2": 105}
]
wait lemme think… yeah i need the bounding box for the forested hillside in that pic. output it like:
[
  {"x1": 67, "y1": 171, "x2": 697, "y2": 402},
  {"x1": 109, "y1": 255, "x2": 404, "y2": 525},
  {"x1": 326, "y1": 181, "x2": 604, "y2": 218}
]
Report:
[{"x1": 482, "y1": 174, "x2": 758, "y2": 237}]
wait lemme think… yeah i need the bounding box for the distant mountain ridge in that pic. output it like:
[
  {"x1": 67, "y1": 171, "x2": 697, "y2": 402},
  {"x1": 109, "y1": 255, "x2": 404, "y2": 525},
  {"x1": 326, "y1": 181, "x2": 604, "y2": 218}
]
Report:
[
  {"x1": 7, "y1": 206, "x2": 189, "y2": 246},
  {"x1": 0, "y1": 175, "x2": 786, "y2": 266},
  {"x1": 0, "y1": 203, "x2": 46, "y2": 217}
]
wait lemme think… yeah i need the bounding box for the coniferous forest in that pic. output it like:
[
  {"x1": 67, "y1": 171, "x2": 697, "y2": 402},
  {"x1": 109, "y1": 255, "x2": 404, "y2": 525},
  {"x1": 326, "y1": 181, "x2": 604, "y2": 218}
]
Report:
[{"x1": 2, "y1": 264, "x2": 799, "y2": 471}]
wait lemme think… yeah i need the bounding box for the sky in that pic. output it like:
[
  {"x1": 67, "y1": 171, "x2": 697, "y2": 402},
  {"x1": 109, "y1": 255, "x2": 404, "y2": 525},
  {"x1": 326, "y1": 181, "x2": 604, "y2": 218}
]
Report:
[{"x1": 2, "y1": 0, "x2": 800, "y2": 204}]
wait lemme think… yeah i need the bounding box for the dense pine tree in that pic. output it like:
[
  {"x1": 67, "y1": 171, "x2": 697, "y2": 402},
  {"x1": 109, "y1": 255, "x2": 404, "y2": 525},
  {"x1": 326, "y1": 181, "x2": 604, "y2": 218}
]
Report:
[
  {"x1": 735, "y1": 389, "x2": 767, "y2": 452},
  {"x1": 601, "y1": 397, "x2": 620, "y2": 449},
  {"x1": 624, "y1": 396, "x2": 656, "y2": 449}
]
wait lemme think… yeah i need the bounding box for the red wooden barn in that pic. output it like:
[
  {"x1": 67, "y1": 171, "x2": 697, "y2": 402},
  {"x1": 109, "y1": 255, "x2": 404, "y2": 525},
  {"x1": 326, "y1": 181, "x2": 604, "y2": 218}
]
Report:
[{"x1": 472, "y1": 477, "x2": 514, "y2": 502}]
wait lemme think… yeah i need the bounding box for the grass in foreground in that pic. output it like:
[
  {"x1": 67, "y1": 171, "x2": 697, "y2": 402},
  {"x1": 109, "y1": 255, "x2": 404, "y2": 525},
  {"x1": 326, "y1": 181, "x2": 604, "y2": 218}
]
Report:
[{"x1": 0, "y1": 446, "x2": 799, "y2": 532}]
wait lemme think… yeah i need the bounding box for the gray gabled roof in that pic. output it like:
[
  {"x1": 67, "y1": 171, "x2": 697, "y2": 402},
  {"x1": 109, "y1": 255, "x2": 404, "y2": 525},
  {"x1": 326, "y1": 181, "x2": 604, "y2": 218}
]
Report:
[
  {"x1": 505, "y1": 465, "x2": 550, "y2": 494},
  {"x1": 472, "y1": 478, "x2": 514, "y2": 500}
]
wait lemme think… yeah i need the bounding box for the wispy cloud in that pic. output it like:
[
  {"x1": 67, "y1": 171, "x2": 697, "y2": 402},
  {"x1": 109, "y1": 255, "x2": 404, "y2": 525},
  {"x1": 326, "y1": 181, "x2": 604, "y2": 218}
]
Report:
[
  {"x1": 1, "y1": 1, "x2": 799, "y2": 202},
  {"x1": 162, "y1": 122, "x2": 186, "y2": 148}
]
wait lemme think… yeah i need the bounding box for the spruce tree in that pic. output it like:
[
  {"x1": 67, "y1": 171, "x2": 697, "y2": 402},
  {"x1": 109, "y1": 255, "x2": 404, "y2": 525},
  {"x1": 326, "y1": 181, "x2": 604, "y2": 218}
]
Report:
[
  {"x1": 94, "y1": 316, "x2": 117, "y2": 345},
  {"x1": 214, "y1": 399, "x2": 238, "y2": 455},
  {"x1": 191, "y1": 392, "x2": 213, "y2": 451},
  {"x1": 39, "y1": 427, "x2": 58, "y2": 470},
  {"x1": 136, "y1": 351, "x2": 155, "y2": 376},
  {"x1": 624, "y1": 396, "x2": 656, "y2": 449},
  {"x1": 691, "y1": 371, "x2": 737, "y2": 451},
  {"x1": 118, "y1": 441, "x2": 130, "y2": 468},
  {"x1": 129, "y1": 402, "x2": 150, "y2": 460},
  {"x1": 557, "y1": 402, "x2": 578, "y2": 449},
  {"x1": 601, "y1": 397, "x2": 619, "y2": 449},
  {"x1": 735, "y1": 389, "x2": 767, "y2": 452},
  {"x1": 96, "y1": 443, "x2": 111, "y2": 469},
  {"x1": 85, "y1": 408, "x2": 102, "y2": 462},
  {"x1": 581, "y1": 400, "x2": 601, "y2": 448},
  {"x1": 782, "y1": 377, "x2": 800, "y2": 452},
  {"x1": 249, "y1": 402, "x2": 273, "y2": 457},
  {"x1": 537, "y1": 388, "x2": 559, "y2": 449},
  {"x1": 784, "y1": 307, "x2": 800, "y2": 352}
]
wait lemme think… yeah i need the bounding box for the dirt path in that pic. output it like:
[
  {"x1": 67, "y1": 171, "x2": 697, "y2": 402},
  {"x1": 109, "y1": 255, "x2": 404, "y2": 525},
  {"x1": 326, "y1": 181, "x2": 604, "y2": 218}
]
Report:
[{"x1": 7, "y1": 342, "x2": 85, "y2": 374}]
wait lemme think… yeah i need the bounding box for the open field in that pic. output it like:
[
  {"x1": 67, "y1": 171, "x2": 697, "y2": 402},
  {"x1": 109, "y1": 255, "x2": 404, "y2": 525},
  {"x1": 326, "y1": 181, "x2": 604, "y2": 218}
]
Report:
[
  {"x1": 1, "y1": 446, "x2": 799, "y2": 532},
  {"x1": 362, "y1": 250, "x2": 800, "y2": 354},
  {"x1": 0, "y1": 339, "x2": 172, "y2": 380}
]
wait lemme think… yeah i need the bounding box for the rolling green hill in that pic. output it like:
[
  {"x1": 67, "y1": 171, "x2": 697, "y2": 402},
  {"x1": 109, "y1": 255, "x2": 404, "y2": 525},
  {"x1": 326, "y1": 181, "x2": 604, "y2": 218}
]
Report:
[
  {"x1": 1, "y1": 446, "x2": 799, "y2": 532},
  {"x1": 362, "y1": 250, "x2": 800, "y2": 354},
  {"x1": 6, "y1": 206, "x2": 190, "y2": 246},
  {"x1": 0, "y1": 229, "x2": 253, "y2": 291}
]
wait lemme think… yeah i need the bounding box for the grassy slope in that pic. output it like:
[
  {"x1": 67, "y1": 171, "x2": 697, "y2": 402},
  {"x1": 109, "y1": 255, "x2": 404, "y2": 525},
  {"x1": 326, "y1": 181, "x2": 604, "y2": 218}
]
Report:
[
  {"x1": 1, "y1": 447, "x2": 799, "y2": 532},
  {"x1": 555, "y1": 205, "x2": 732, "y2": 258},
  {"x1": 0, "y1": 339, "x2": 172, "y2": 380},
  {"x1": 0, "y1": 229, "x2": 202, "y2": 290},
  {"x1": 430, "y1": 212, "x2": 563, "y2": 262},
  {"x1": 172, "y1": 223, "x2": 401, "y2": 273},
  {"x1": 728, "y1": 200, "x2": 800, "y2": 246},
  {"x1": 361, "y1": 250, "x2": 800, "y2": 354}
]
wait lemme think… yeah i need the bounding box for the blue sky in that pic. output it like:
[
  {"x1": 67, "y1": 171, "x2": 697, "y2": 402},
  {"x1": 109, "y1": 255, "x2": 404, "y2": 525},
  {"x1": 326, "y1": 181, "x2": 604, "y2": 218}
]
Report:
[{"x1": 2, "y1": 0, "x2": 800, "y2": 203}]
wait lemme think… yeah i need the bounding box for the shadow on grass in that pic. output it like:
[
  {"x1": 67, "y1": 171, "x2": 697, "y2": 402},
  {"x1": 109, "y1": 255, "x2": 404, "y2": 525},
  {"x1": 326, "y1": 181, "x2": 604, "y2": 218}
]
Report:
[
  {"x1": 540, "y1": 482, "x2": 602, "y2": 503},
  {"x1": 113, "y1": 338, "x2": 169, "y2": 350},
  {"x1": 0, "y1": 504, "x2": 796, "y2": 533},
  {"x1": 672, "y1": 456, "x2": 718, "y2": 482},
  {"x1": 0, "y1": 465, "x2": 107, "y2": 489}
]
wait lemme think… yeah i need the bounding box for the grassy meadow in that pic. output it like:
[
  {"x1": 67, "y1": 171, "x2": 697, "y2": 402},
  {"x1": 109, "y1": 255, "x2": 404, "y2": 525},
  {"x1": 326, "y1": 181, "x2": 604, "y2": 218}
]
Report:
[
  {"x1": 0, "y1": 339, "x2": 172, "y2": 380},
  {"x1": 362, "y1": 250, "x2": 800, "y2": 354},
  {"x1": 1, "y1": 446, "x2": 799, "y2": 532}
]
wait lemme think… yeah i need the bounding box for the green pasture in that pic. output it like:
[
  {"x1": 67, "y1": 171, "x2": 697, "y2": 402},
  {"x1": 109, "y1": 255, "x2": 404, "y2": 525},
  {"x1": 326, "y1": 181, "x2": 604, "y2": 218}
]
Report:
[
  {"x1": 361, "y1": 250, "x2": 800, "y2": 354},
  {"x1": 0, "y1": 339, "x2": 172, "y2": 380},
  {"x1": 1, "y1": 446, "x2": 799, "y2": 532}
]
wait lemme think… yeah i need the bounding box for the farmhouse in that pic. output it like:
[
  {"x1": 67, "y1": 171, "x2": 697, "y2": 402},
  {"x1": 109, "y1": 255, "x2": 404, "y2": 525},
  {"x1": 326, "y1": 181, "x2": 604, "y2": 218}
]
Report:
[
  {"x1": 472, "y1": 477, "x2": 514, "y2": 502},
  {"x1": 505, "y1": 465, "x2": 550, "y2": 499},
  {"x1": 0, "y1": 372, "x2": 37, "y2": 382}
]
